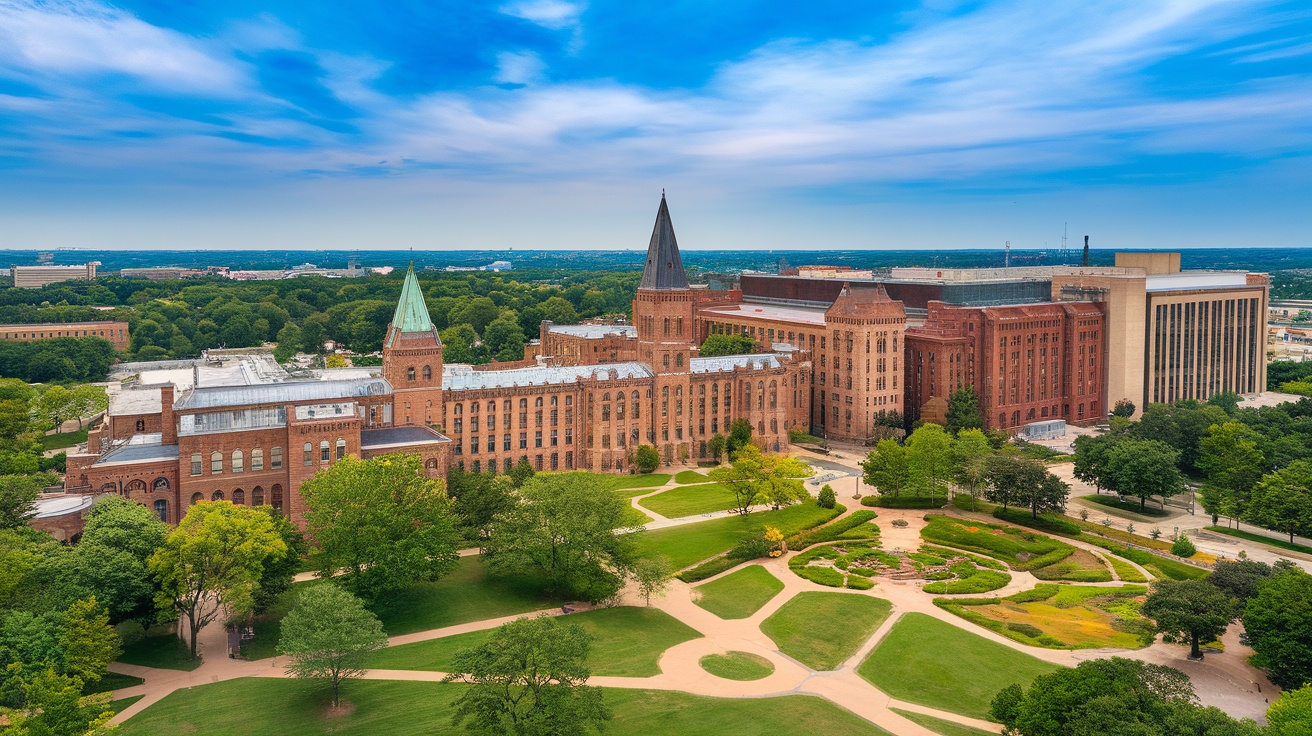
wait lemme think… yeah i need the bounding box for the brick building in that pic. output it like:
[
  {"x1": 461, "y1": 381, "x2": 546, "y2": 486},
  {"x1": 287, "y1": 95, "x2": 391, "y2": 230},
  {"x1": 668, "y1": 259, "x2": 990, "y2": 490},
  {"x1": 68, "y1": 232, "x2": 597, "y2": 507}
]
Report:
[
  {"x1": 0, "y1": 320, "x2": 129, "y2": 351},
  {"x1": 69, "y1": 195, "x2": 810, "y2": 527},
  {"x1": 904, "y1": 301, "x2": 1108, "y2": 430}
]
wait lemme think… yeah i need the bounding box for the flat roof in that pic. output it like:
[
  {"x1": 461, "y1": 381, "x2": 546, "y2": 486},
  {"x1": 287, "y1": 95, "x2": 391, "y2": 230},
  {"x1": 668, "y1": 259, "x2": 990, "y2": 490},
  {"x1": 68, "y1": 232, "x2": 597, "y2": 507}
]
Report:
[
  {"x1": 94, "y1": 443, "x2": 179, "y2": 466},
  {"x1": 690, "y1": 354, "x2": 784, "y2": 373},
  {"x1": 32, "y1": 494, "x2": 96, "y2": 519},
  {"x1": 547, "y1": 324, "x2": 637, "y2": 339},
  {"x1": 699, "y1": 303, "x2": 827, "y2": 326},
  {"x1": 361, "y1": 426, "x2": 451, "y2": 449},
  {"x1": 176, "y1": 377, "x2": 391, "y2": 410},
  {"x1": 109, "y1": 387, "x2": 161, "y2": 416},
  {"x1": 443, "y1": 362, "x2": 653, "y2": 391},
  {"x1": 1145, "y1": 273, "x2": 1255, "y2": 292}
]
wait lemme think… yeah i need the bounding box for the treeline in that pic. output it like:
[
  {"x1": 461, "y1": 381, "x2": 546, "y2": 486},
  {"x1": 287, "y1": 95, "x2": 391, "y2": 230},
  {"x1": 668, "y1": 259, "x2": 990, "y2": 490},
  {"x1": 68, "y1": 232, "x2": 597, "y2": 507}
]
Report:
[
  {"x1": 0, "y1": 336, "x2": 117, "y2": 383},
  {"x1": 1075, "y1": 393, "x2": 1312, "y2": 543},
  {"x1": 0, "y1": 269, "x2": 641, "y2": 364}
]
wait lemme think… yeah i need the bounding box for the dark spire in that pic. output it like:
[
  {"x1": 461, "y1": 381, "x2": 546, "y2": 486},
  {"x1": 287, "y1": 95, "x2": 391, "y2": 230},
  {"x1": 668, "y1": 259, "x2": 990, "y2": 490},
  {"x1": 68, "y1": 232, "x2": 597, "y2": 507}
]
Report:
[{"x1": 638, "y1": 193, "x2": 689, "y2": 290}]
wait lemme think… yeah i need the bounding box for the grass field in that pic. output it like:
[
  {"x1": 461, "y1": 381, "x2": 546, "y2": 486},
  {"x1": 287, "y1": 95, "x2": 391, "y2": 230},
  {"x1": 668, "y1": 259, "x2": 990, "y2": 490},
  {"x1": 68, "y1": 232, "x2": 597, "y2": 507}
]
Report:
[
  {"x1": 692, "y1": 565, "x2": 785, "y2": 619},
  {"x1": 1100, "y1": 552, "x2": 1150, "y2": 582},
  {"x1": 859, "y1": 613, "x2": 1060, "y2": 719},
  {"x1": 633, "y1": 501, "x2": 842, "y2": 570},
  {"x1": 935, "y1": 584, "x2": 1153, "y2": 649},
  {"x1": 116, "y1": 634, "x2": 202, "y2": 671},
  {"x1": 110, "y1": 694, "x2": 144, "y2": 714},
  {"x1": 40, "y1": 427, "x2": 88, "y2": 452},
  {"x1": 1205, "y1": 525, "x2": 1312, "y2": 555},
  {"x1": 85, "y1": 671, "x2": 145, "y2": 695},
  {"x1": 890, "y1": 709, "x2": 996, "y2": 736},
  {"x1": 1028, "y1": 548, "x2": 1112, "y2": 582},
  {"x1": 367, "y1": 606, "x2": 699, "y2": 677},
  {"x1": 115, "y1": 678, "x2": 894, "y2": 736},
  {"x1": 700, "y1": 652, "x2": 775, "y2": 681},
  {"x1": 760, "y1": 592, "x2": 891, "y2": 670},
  {"x1": 369, "y1": 556, "x2": 565, "y2": 636},
  {"x1": 1078, "y1": 494, "x2": 1173, "y2": 519},
  {"x1": 675, "y1": 470, "x2": 710, "y2": 484},
  {"x1": 639, "y1": 483, "x2": 738, "y2": 517}
]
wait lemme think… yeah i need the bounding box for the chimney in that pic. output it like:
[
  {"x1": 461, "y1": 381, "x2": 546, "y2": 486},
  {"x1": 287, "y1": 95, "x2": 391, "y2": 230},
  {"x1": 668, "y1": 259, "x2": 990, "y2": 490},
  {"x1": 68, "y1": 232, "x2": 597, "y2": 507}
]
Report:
[
  {"x1": 1082, "y1": 236, "x2": 1089, "y2": 268},
  {"x1": 160, "y1": 384, "x2": 176, "y2": 444}
]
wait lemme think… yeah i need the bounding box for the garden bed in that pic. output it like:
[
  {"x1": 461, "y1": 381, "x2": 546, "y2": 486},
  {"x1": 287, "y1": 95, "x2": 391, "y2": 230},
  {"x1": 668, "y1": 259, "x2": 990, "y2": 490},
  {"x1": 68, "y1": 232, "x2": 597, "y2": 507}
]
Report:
[
  {"x1": 919, "y1": 516, "x2": 1074, "y2": 572},
  {"x1": 935, "y1": 583, "x2": 1153, "y2": 649}
]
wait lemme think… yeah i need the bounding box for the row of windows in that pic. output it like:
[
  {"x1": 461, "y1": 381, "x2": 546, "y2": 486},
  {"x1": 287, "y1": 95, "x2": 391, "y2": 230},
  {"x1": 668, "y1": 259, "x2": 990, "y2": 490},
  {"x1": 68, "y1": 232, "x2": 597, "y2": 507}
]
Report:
[
  {"x1": 187, "y1": 484, "x2": 284, "y2": 510},
  {"x1": 190, "y1": 447, "x2": 283, "y2": 475}
]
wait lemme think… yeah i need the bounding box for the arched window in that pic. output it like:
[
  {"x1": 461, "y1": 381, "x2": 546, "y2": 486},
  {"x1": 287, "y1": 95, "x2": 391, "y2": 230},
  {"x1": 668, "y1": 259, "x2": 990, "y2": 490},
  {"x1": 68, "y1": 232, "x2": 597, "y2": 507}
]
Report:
[
  {"x1": 232, "y1": 489, "x2": 245, "y2": 505},
  {"x1": 135, "y1": 419, "x2": 146, "y2": 432},
  {"x1": 252, "y1": 486, "x2": 265, "y2": 506},
  {"x1": 125, "y1": 479, "x2": 147, "y2": 493},
  {"x1": 153, "y1": 477, "x2": 169, "y2": 492},
  {"x1": 520, "y1": 398, "x2": 528, "y2": 409},
  {"x1": 211, "y1": 451, "x2": 223, "y2": 474},
  {"x1": 320, "y1": 440, "x2": 330, "y2": 462},
  {"x1": 190, "y1": 492, "x2": 204, "y2": 506},
  {"x1": 303, "y1": 442, "x2": 313, "y2": 465},
  {"x1": 232, "y1": 449, "x2": 243, "y2": 473},
  {"x1": 271, "y1": 484, "x2": 284, "y2": 512},
  {"x1": 535, "y1": 397, "x2": 543, "y2": 407},
  {"x1": 251, "y1": 448, "x2": 264, "y2": 471},
  {"x1": 550, "y1": 396, "x2": 558, "y2": 406},
  {"x1": 336, "y1": 438, "x2": 346, "y2": 460},
  {"x1": 454, "y1": 403, "x2": 463, "y2": 415},
  {"x1": 211, "y1": 490, "x2": 225, "y2": 501},
  {"x1": 407, "y1": 367, "x2": 416, "y2": 380},
  {"x1": 153, "y1": 499, "x2": 168, "y2": 523},
  {"x1": 423, "y1": 365, "x2": 432, "y2": 379},
  {"x1": 471, "y1": 401, "x2": 479, "y2": 413}
]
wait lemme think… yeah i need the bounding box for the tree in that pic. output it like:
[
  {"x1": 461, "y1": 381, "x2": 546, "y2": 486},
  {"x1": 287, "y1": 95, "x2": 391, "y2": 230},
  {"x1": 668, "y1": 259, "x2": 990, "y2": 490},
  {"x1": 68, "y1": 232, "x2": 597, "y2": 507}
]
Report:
[
  {"x1": 448, "y1": 469, "x2": 517, "y2": 542},
  {"x1": 945, "y1": 385, "x2": 983, "y2": 435},
  {"x1": 1142, "y1": 579, "x2": 1238, "y2": 660},
  {"x1": 253, "y1": 507, "x2": 308, "y2": 614},
  {"x1": 634, "y1": 444, "x2": 660, "y2": 473},
  {"x1": 440, "y1": 323, "x2": 488, "y2": 364},
  {"x1": 539, "y1": 296, "x2": 579, "y2": 325},
  {"x1": 1132, "y1": 402, "x2": 1229, "y2": 474},
  {"x1": 983, "y1": 454, "x2": 1046, "y2": 512},
  {"x1": 67, "y1": 385, "x2": 108, "y2": 430},
  {"x1": 148, "y1": 502, "x2": 286, "y2": 658},
  {"x1": 698, "y1": 334, "x2": 756, "y2": 357},
  {"x1": 727, "y1": 418, "x2": 753, "y2": 455},
  {"x1": 277, "y1": 584, "x2": 387, "y2": 708},
  {"x1": 861, "y1": 439, "x2": 913, "y2": 499},
  {"x1": 707, "y1": 433, "x2": 727, "y2": 462},
  {"x1": 1072, "y1": 433, "x2": 1116, "y2": 493},
  {"x1": 758, "y1": 454, "x2": 811, "y2": 510},
  {"x1": 1246, "y1": 461, "x2": 1312, "y2": 545},
  {"x1": 57, "y1": 597, "x2": 120, "y2": 687},
  {"x1": 951, "y1": 428, "x2": 992, "y2": 510},
  {"x1": 906, "y1": 424, "x2": 954, "y2": 503},
  {"x1": 1022, "y1": 472, "x2": 1070, "y2": 520},
  {"x1": 30, "y1": 385, "x2": 76, "y2": 434},
  {"x1": 1103, "y1": 438, "x2": 1183, "y2": 511},
  {"x1": 1208, "y1": 391, "x2": 1243, "y2": 414},
  {"x1": 3, "y1": 668, "x2": 115, "y2": 736},
  {"x1": 631, "y1": 556, "x2": 672, "y2": 606},
  {"x1": 1266, "y1": 684, "x2": 1312, "y2": 736},
  {"x1": 994, "y1": 657, "x2": 1256, "y2": 736},
  {"x1": 0, "y1": 398, "x2": 31, "y2": 441},
  {"x1": 301, "y1": 453, "x2": 459, "y2": 601},
  {"x1": 484, "y1": 473, "x2": 642, "y2": 602},
  {"x1": 445, "y1": 616, "x2": 609, "y2": 736},
  {"x1": 816, "y1": 484, "x2": 836, "y2": 508},
  {"x1": 1208, "y1": 558, "x2": 1277, "y2": 604},
  {"x1": 508, "y1": 457, "x2": 536, "y2": 487},
  {"x1": 1243, "y1": 565, "x2": 1312, "y2": 689},
  {"x1": 1111, "y1": 398, "x2": 1136, "y2": 418},
  {"x1": 1199, "y1": 422, "x2": 1266, "y2": 525},
  {"x1": 0, "y1": 474, "x2": 45, "y2": 530},
  {"x1": 484, "y1": 315, "x2": 528, "y2": 363}
]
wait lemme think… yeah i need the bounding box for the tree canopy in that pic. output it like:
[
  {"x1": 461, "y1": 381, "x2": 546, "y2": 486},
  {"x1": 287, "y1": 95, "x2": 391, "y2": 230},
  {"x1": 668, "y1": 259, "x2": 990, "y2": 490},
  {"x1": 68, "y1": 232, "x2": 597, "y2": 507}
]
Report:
[{"x1": 278, "y1": 584, "x2": 388, "y2": 708}]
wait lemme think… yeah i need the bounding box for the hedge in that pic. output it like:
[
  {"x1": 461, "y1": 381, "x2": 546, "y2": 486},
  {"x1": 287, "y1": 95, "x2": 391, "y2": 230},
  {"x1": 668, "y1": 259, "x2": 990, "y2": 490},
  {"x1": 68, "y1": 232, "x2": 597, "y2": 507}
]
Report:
[
  {"x1": 786, "y1": 511, "x2": 879, "y2": 551},
  {"x1": 991, "y1": 507, "x2": 1081, "y2": 536},
  {"x1": 861, "y1": 495, "x2": 949, "y2": 509},
  {"x1": 921, "y1": 568, "x2": 1011, "y2": 595},
  {"x1": 794, "y1": 566, "x2": 846, "y2": 587}
]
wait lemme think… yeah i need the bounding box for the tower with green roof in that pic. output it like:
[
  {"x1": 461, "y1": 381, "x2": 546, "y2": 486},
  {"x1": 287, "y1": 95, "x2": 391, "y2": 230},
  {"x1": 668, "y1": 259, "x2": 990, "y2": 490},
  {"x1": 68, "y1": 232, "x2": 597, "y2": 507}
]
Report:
[{"x1": 382, "y1": 262, "x2": 445, "y2": 427}]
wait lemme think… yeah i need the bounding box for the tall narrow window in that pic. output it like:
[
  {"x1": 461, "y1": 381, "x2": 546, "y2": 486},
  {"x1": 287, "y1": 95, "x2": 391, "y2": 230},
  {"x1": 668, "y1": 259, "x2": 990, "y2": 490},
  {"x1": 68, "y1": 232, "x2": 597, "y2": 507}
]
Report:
[
  {"x1": 320, "y1": 440, "x2": 330, "y2": 462},
  {"x1": 336, "y1": 438, "x2": 346, "y2": 460},
  {"x1": 251, "y1": 448, "x2": 264, "y2": 471},
  {"x1": 303, "y1": 443, "x2": 313, "y2": 466},
  {"x1": 191, "y1": 453, "x2": 202, "y2": 476},
  {"x1": 231, "y1": 449, "x2": 243, "y2": 473},
  {"x1": 271, "y1": 446, "x2": 283, "y2": 469},
  {"x1": 211, "y1": 451, "x2": 223, "y2": 474}
]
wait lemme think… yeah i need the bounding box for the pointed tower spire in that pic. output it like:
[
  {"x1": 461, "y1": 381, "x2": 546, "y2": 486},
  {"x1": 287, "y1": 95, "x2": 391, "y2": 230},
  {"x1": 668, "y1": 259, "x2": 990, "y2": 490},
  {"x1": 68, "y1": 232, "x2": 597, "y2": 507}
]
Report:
[
  {"x1": 387, "y1": 262, "x2": 438, "y2": 346},
  {"x1": 638, "y1": 193, "x2": 689, "y2": 290}
]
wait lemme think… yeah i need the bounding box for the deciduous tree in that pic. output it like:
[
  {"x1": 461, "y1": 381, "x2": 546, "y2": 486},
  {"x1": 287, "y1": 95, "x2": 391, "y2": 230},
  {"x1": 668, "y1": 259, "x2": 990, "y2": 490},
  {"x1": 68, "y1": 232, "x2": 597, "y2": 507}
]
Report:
[
  {"x1": 1103, "y1": 438, "x2": 1184, "y2": 511},
  {"x1": 301, "y1": 453, "x2": 459, "y2": 601},
  {"x1": 1243, "y1": 565, "x2": 1312, "y2": 689},
  {"x1": 983, "y1": 454, "x2": 1046, "y2": 512},
  {"x1": 277, "y1": 584, "x2": 387, "y2": 708},
  {"x1": 861, "y1": 439, "x2": 913, "y2": 499},
  {"x1": 698, "y1": 334, "x2": 756, "y2": 357},
  {"x1": 950, "y1": 428, "x2": 992, "y2": 510},
  {"x1": 1266, "y1": 684, "x2": 1312, "y2": 736},
  {"x1": 1142, "y1": 579, "x2": 1238, "y2": 660},
  {"x1": 631, "y1": 556, "x2": 672, "y2": 606},
  {"x1": 945, "y1": 385, "x2": 983, "y2": 435},
  {"x1": 634, "y1": 444, "x2": 660, "y2": 473},
  {"x1": 1246, "y1": 461, "x2": 1312, "y2": 545},
  {"x1": 1199, "y1": 421, "x2": 1266, "y2": 525},
  {"x1": 906, "y1": 424, "x2": 954, "y2": 504}
]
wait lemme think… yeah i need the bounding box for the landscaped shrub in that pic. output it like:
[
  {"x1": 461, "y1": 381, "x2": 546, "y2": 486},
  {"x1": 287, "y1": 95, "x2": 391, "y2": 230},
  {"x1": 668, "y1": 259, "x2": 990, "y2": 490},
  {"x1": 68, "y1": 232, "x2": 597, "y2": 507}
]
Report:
[
  {"x1": 785, "y1": 511, "x2": 878, "y2": 551},
  {"x1": 861, "y1": 495, "x2": 880, "y2": 507},
  {"x1": 794, "y1": 566, "x2": 845, "y2": 587},
  {"x1": 867, "y1": 495, "x2": 948, "y2": 509},
  {"x1": 919, "y1": 516, "x2": 1075, "y2": 571},
  {"x1": 992, "y1": 507, "x2": 1081, "y2": 536},
  {"x1": 1171, "y1": 534, "x2": 1197, "y2": 558},
  {"x1": 921, "y1": 569, "x2": 1011, "y2": 594},
  {"x1": 817, "y1": 484, "x2": 836, "y2": 509},
  {"x1": 846, "y1": 576, "x2": 875, "y2": 590},
  {"x1": 1030, "y1": 561, "x2": 1113, "y2": 583},
  {"x1": 919, "y1": 545, "x2": 1008, "y2": 571},
  {"x1": 1007, "y1": 622, "x2": 1043, "y2": 638},
  {"x1": 1076, "y1": 534, "x2": 1209, "y2": 581},
  {"x1": 676, "y1": 556, "x2": 738, "y2": 583},
  {"x1": 731, "y1": 535, "x2": 773, "y2": 561}
]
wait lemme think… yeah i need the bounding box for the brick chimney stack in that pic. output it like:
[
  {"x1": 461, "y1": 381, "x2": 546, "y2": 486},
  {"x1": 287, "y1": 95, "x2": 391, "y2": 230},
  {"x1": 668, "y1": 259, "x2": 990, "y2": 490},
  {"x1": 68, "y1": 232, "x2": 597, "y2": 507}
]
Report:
[{"x1": 160, "y1": 384, "x2": 176, "y2": 445}]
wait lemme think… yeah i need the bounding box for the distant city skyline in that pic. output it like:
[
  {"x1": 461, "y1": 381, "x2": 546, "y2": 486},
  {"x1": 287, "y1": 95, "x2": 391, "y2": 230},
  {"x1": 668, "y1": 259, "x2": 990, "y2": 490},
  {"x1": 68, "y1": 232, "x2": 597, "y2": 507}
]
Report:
[{"x1": 1, "y1": 1, "x2": 1309, "y2": 251}]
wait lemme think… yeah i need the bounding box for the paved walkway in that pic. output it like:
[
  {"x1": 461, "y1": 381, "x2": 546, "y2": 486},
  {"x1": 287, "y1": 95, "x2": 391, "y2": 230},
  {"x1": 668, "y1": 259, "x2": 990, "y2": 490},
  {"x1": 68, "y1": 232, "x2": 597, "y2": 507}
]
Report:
[{"x1": 108, "y1": 455, "x2": 1280, "y2": 732}]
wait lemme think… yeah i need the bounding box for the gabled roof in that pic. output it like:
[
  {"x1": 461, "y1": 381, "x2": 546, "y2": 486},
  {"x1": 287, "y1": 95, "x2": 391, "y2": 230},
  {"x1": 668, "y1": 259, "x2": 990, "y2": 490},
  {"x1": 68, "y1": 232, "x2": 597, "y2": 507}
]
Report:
[
  {"x1": 638, "y1": 193, "x2": 689, "y2": 290},
  {"x1": 825, "y1": 282, "x2": 902, "y2": 319},
  {"x1": 389, "y1": 262, "x2": 437, "y2": 334}
]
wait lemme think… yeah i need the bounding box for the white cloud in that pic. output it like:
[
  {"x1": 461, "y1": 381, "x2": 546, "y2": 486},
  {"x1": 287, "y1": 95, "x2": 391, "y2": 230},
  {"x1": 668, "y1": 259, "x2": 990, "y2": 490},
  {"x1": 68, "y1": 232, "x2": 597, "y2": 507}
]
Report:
[
  {"x1": 494, "y1": 51, "x2": 547, "y2": 86},
  {"x1": 498, "y1": 0, "x2": 585, "y2": 31}
]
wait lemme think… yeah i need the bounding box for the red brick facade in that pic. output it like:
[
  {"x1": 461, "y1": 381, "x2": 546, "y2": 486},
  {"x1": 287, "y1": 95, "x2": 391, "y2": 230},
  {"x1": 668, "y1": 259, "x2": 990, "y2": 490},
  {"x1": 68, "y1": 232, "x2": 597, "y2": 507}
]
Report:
[{"x1": 0, "y1": 320, "x2": 129, "y2": 351}]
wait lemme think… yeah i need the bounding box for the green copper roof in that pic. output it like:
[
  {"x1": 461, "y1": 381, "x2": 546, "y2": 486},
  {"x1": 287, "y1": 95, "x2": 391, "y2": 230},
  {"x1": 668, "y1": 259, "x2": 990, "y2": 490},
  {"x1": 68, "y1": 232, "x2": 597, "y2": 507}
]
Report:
[{"x1": 391, "y1": 262, "x2": 435, "y2": 334}]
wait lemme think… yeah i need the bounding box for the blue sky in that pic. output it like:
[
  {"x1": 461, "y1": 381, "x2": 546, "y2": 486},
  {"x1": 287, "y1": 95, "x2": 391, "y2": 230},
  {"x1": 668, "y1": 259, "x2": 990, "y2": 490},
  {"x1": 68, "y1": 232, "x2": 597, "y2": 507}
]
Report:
[{"x1": 0, "y1": 0, "x2": 1309, "y2": 251}]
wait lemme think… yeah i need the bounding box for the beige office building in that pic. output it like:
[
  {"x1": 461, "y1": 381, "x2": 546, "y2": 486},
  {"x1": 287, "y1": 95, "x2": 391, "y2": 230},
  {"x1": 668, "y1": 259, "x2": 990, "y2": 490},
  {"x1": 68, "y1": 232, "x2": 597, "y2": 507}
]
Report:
[
  {"x1": 11, "y1": 262, "x2": 100, "y2": 288},
  {"x1": 1052, "y1": 253, "x2": 1267, "y2": 413}
]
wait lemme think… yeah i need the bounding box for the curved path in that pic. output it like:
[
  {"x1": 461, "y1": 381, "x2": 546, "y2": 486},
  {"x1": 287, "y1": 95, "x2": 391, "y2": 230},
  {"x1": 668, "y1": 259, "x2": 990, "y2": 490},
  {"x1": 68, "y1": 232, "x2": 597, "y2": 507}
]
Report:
[{"x1": 108, "y1": 456, "x2": 1278, "y2": 732}]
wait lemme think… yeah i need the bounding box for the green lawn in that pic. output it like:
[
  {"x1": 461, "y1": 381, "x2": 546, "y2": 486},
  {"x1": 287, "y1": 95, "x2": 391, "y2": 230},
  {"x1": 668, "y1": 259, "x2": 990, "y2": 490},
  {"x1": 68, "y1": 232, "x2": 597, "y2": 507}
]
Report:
[
  {"x1": 890, "y1": 709, "x2": 995, "y2": 736},
  {"x1": 1078, "y1": 494, "x2": 1173, "y2": 519},
  {"x1": 639, "y1": 483, "x2": 738, "y2": 517},
  {"x1": 1205, "y1": 525, "x2": 1312, "y2": 555},
  {"x1": 110, "y1": 694, "x2": 144, "y2": 715},
  {"x1": 369, "y1": 556, "x2": 565, "y2": 636},
  {"x1": 85, "y1": 672, "x2": 144, "y2": 695},
  {"x1": 367, "y1": 606, "x2": 700, "y2": 677},
  {"x1": 675, "y1": 470, "x2": 710, "y2": 484},
  {"x1": 700, "y1": 651, "x2": 775, "y2": 681},
  {"x1": 116, "y1": 634, "x2": 202, "y2": 671},
  {"x1": 761, "y1": 592, "x2": 892, "y2": 670},
  {"x1": 633, "y1": 501, "x2": 842, "y2": 570},
  {"x1": 40, "y1": 427, "x2": 88, "y2": 451},
  {"x1": 693, "y1": 565, "x2": 785, "y2": 619},
  {"x1": 604, "y1": 473, "x2": 671, "y2": 490},
  {"x1": 858, "y1": 613, "x2": 1060, "y2": 719},
  {"x1": 115, "y1": 678, "x2": 894, "y2": 736}
]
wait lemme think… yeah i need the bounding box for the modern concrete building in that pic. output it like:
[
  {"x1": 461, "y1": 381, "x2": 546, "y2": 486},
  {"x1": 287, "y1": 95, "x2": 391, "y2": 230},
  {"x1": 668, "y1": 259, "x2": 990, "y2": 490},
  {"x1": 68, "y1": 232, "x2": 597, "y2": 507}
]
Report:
[{"x1": 11, "y1": 262, "x2": 100, "y2": 288}]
